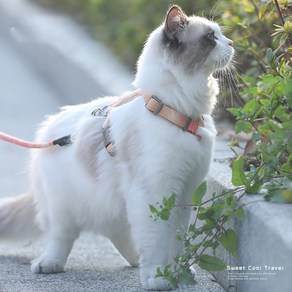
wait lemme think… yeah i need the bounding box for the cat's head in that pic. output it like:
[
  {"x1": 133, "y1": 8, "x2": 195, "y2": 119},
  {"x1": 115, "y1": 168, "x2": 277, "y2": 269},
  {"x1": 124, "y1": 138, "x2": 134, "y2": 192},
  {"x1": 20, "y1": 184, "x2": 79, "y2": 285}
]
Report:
[
  {"x1": 135, "y1": 5, "x2": 234, "y2": 81},
  {"x1": 134, "y1": 5, "x2": 234, "y2": 115},
  {"x1": 162, "y1": 5, "x2": 234, "y2": 74}
]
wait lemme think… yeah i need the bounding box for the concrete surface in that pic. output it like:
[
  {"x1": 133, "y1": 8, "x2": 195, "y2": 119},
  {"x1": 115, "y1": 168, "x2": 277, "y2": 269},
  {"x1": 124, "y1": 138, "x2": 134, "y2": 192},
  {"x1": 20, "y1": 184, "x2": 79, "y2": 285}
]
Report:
[
  {"x1": 208, "y1": 140, "x2": 292, "y2": 292},
  {"x1": 0, "y1": 0, "x2": 224, "y2": 291}
]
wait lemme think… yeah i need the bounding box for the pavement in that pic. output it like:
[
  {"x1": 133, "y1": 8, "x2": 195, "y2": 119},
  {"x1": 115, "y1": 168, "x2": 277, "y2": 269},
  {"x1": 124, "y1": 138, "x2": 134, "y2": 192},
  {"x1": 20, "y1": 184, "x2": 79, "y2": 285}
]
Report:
[{"x1": 0, "y1": 0, "x2": 224, "y2": 291}]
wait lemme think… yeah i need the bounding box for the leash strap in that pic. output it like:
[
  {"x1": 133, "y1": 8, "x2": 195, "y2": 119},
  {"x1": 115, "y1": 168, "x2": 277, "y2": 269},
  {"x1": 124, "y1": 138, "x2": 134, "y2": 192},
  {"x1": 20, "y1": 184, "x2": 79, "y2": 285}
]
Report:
[{"x1": 0, "y1": 132, "x2": 72, "y2": 149}]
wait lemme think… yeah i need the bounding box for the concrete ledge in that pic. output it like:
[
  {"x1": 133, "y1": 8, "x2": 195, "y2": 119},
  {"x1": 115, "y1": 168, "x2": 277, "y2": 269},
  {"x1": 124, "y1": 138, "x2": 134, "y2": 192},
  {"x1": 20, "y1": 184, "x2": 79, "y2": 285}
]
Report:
[{"x1": 209, "y1": 139, "x2": 292, "y2": 292}]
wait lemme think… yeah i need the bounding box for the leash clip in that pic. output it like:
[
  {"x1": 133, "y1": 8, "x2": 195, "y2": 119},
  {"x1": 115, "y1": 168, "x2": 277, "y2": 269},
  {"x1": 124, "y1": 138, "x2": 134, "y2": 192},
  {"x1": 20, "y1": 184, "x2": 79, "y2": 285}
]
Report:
[{"x1": 92, "y1": 106, "x2": 109, "y2": 117}]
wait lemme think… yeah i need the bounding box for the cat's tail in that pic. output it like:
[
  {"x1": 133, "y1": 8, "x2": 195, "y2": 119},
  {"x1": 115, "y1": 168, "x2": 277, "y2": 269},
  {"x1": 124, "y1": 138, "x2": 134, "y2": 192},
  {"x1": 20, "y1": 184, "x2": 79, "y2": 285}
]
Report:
[{"x1": 0, "y1": 192, "x2": 41, "y2": 241}]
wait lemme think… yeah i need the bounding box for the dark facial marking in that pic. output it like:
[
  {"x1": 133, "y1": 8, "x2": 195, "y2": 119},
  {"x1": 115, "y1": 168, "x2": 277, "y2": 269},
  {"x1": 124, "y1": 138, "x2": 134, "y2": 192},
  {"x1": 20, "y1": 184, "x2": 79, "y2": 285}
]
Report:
[
  {"x1": 162, "y1": 24, "x2": 218, "y2": 74},
  {"x1": 203, "y1": 30, "x2": 217, "y2": 47},
  {"x1": 162, "y1": 29, "x2": 184, "y2": 50}
]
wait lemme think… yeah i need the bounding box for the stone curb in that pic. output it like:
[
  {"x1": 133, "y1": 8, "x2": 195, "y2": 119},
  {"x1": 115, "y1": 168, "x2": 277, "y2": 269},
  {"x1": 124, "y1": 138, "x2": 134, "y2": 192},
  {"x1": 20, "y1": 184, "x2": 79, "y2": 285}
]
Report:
[{"x1": 209, "y1": 139, "x2": 292, "y2": 292}]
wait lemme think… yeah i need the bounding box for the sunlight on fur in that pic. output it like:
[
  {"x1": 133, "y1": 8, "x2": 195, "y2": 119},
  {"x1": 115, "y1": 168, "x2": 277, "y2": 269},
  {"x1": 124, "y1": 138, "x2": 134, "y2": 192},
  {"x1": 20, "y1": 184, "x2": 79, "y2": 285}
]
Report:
[{"x1": 0, "y1": 5, "x2": 234, "y2": 291}]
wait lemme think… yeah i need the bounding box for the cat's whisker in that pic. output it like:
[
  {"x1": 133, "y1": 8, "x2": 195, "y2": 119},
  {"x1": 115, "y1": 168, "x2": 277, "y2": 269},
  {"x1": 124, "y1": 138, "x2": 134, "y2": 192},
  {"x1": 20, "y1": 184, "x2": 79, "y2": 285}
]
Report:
[{"x1": 209, "y1": 0, "x2": 223, "y2": 21}]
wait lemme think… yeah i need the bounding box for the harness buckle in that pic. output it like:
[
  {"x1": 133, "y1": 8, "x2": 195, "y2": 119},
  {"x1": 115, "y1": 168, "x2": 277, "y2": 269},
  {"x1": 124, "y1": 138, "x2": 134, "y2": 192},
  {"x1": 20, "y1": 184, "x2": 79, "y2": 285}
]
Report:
[
  {"x1": 183, "y1": 117, "x2": 192, "y2": 131},
  {"x1": 145, "y1": 95, "x2": 164, "y2": 115},
  {"x1": 102, "y1": 124, "x2": 115, "y2": 156},
  {"x1": 92, "y1": 106, "x2": 109, "y2": 117}
]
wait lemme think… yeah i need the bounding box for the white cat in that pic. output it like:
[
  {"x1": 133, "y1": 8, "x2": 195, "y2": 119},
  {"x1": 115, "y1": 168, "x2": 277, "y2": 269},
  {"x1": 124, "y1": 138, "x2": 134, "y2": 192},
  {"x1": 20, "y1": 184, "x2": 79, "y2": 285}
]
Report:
[{"x1": 0, "y1": 5, "x2": 234, "y2": 290}]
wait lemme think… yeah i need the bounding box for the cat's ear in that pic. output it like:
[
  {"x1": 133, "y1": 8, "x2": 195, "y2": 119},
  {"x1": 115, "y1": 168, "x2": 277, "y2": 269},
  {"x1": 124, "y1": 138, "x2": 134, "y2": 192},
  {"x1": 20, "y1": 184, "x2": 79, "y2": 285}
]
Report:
[{"x1": 164, "y1": 5, "x2": 188, "y2": 40}]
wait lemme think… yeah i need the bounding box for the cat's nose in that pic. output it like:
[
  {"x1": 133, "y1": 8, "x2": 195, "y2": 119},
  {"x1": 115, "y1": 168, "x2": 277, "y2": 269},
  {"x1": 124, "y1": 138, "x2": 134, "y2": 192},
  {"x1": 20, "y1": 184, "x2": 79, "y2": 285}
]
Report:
[{"x1": 228, "y1": 40, "x2": 234, "y2": 46}]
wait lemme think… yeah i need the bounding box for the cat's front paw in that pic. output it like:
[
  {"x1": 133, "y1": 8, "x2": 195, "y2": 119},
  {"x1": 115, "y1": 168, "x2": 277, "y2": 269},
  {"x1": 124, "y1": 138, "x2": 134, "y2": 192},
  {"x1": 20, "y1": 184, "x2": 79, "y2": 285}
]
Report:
[
  {"x1": 142, "y1": 277, "x2": 172, "y2": 291},
  {"x1": 31, "y1": 257, "x2": 64, "y2": 274}
]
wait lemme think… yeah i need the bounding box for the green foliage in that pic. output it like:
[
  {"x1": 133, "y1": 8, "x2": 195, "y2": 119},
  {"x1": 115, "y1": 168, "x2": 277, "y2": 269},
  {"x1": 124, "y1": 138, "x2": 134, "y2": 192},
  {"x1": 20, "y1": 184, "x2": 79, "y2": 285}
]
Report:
[
  {"x1": 232, "y1": 156, "x2": 263, "y2": 193},
  {"x1": 149, "y1": 194, "x2": 176, "y2": 221},
  {"x1": 229, "y1": 0, "x2": 292, "y2": 203},
  {"x1": 218, "y1": 229, "x2": 238, "y2": 257},
  {"x1": 192, "y1": 181, "x2": 207, "y2": 205},
  {"x1": 198, "y1": 254, "x2": 227, "y2": 271},
  {"x1": 32, "y1": 0, "x2": 216, "y2": 68},
  {"x1": 150, "y1": 184, "x2": 245, "y2": 288}
]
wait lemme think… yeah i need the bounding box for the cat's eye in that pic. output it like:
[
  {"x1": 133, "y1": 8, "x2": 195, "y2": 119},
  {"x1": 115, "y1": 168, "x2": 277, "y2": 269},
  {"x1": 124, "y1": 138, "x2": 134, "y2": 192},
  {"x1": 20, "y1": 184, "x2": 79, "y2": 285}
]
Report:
[{"x1": 207, "y1": 31, "x2": 217, "y2": 41}]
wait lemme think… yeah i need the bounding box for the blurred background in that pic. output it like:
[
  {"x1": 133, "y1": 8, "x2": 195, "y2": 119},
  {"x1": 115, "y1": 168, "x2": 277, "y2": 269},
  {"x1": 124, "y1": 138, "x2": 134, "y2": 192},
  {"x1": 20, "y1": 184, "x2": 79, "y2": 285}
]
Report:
[
  {"x1": 31, "y1": 0, "x2": 290, "y2": 119},
  {"x1": 32, "y1": 0, "x2": 278, "y2": 68},
  {"x1": 0, "y1": 0, "x2": 290, "y2": 196}
]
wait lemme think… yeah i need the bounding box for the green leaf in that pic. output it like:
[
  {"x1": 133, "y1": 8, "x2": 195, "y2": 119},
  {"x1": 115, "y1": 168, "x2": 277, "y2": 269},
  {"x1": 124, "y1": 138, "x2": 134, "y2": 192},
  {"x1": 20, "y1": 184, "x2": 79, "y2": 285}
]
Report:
[
  {"x1": 233, "y1": 207, "x2": 245, "y2": 220},
  {"x1": 264, "y1": 190, "x2": 285, "y2": 203},
  {"x1": 192, "y1": 181, "x2": 207, "y2": 205},
  {"x1": 242, "y1": 86, "x2": 257, "y2": 95},
  {"x1": 232, "y1": 156, "x2": 247, "y2": 186},
  {"x1": 242, "y1": 98, "x2": 260, "y2": 115},
  {"x1": 149, "y1": 205, "x2": 158, "y2": 216},
  {"x1": 259, "y1": 1, "x2": 273, "y2": 21},
  {"x1": 260, "y1": 74, "x2": 281, "y2": 86},
  {"x1": 264, "y1": 180, "x2": 292, "y2": 204},
  {"x1": 282, "y1": 121, "x2": 292, "y2": 131},
  {"x1": 198, "y1": 254, "x2": 227, "y2": 271},
  {"x1": 274, "y1": 105, "x2": 289, "y2": 122},
  {"x1": 178, "y1": 269, "x2": 197, "y2": 286},
  {"x1": 160, "y1": 208, "x2": 171, "y2": 221},
  {"x1": 235, "y1": 120, "x2": 253, "y2": 133},
  {"x1": 265, "y1": 48, "x2": 274, "y2": 63},
  {"x1": 285, "y1": 78, "x2": 292, "y2": 108},
  {"x1": 156, "y1": 265, "x2": 178, "y2": 289},
  {"x1": 227, "y1": 107, "x2": 243, "y2": 117},
  {"x1": 166, "y1": 194, "x2": 176, "y2": 209},
  {"x1": 259, "y1": 99, "x2": 271, "y2": 106},
  {"x1": 218, "y1": 229, "x2": 238, "y2": 256},
  {"x1": 246, "y1": 181, "x2": 263, "y2": 194}
]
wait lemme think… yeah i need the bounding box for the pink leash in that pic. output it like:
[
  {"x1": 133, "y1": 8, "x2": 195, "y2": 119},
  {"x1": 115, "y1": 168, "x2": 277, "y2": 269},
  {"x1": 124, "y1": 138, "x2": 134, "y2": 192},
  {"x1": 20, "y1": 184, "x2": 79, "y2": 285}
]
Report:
[
  {"x1": 0, "y1": 91, "x2": 142, "y2": 151},
  {"x1": 0, "y1": 132, "x2": 72, "y2": 149}
]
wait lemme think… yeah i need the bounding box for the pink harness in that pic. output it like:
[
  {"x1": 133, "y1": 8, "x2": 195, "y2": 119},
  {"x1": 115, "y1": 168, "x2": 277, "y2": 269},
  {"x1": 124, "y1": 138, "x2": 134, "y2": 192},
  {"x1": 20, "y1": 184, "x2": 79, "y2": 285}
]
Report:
[{"x1": 0, "y1": 90, "x2": 203, "y2": 153}]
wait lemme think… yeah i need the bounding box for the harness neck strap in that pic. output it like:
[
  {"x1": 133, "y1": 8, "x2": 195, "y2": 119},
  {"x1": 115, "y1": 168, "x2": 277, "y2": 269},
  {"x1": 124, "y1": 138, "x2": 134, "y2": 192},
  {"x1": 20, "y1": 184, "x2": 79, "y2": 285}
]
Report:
[
  {"x1": 143, "y1": 93, "x2": 204, "y2": 140},
  {"x1": 102, "y1": 91, "x2": 204, "y2": 156}
]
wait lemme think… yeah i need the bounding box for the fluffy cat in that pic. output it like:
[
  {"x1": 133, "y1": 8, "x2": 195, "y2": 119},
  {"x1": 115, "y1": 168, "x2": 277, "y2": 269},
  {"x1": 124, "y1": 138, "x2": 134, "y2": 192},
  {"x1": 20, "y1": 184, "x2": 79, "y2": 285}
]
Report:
[{"x1": 0, "y1": 5, "x2": 234, "y2": 290}]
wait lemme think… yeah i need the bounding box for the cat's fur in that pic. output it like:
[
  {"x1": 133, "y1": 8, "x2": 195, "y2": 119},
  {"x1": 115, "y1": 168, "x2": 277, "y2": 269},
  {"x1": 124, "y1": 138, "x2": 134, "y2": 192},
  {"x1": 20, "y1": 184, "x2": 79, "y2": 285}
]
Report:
[{"x1": 0, "y1": 5, "x2": 234, "y2": 290}]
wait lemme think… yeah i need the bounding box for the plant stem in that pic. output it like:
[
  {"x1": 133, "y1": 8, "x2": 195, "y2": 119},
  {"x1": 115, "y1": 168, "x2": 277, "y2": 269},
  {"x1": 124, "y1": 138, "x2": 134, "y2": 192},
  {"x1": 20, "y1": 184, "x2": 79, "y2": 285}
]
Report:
[
  {"x1": 188, "y1": 229, "x2": 220, "y2": 268},
  {"x1": 200, "y1": 187, "x2": 245, "y2": 206},
  {"x1": 174, "y1": 187, "x2": 245, "y2": 209},
  {"x1": 274, "y1": 0, "x2": 285, "y2": 26},
  {"x1": 274, "y1": 0, "x2": 292, "y2": 46}
]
